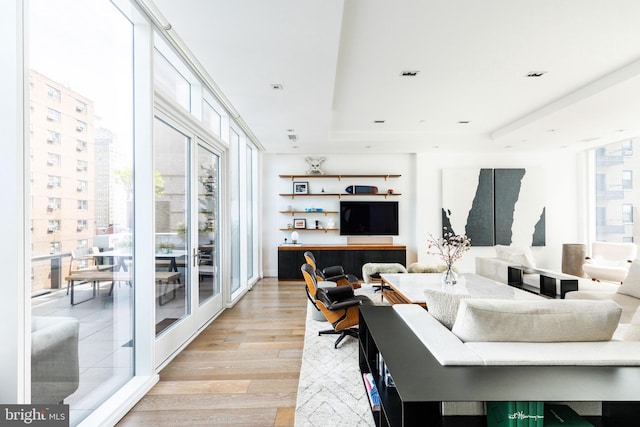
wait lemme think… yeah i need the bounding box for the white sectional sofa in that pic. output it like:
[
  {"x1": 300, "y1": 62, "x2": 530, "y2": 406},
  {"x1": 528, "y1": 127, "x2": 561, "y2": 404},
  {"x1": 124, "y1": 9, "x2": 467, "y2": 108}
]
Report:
[{"x1": 394, "y1": 299, "x2": 640, "y2": 367}]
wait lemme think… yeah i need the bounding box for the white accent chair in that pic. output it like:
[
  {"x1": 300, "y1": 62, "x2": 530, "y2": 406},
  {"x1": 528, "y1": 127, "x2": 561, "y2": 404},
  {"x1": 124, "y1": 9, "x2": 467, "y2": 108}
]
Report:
[{"x1": 582, "y1": 242, "x2": 638, "y2": 283}]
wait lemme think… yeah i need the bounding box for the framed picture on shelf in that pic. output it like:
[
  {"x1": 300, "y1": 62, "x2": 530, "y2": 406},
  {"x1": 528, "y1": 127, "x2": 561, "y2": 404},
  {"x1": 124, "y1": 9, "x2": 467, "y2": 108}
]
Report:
[
  {"x1": 293, "y1": 218, "x2": 306, "y2": 229},
  {"x1": 293, "y1": 181, "x2": 309, "y2": 194}
]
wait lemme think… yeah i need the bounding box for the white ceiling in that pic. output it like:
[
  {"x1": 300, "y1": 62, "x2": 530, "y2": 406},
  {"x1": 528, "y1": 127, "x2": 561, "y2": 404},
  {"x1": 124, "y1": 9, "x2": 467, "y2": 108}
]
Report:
[{"x1": 152, "y1": 0, "x2": 640, "y2": 154}]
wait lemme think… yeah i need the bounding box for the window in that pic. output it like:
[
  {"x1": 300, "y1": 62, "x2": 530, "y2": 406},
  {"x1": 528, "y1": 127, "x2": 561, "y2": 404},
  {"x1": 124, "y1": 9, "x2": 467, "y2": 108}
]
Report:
[
  {"x1": 75, "y1": 100, "x2": 86, "y2": 113},
  {"x1": 47, "y1": 220, "x2": 60, "y2": 233},
  {"x1": 623, "y1": 236, "x2": 635, "y2": 243},
  {"x1": 47, "y1": 153, "x2": 61, "y2": 166},
  {"x1": 47, "y1": 175, "x2": 61, "y2": 188},
  {"x1": 49, "y1": 241, "x2": 61, "y2": 254},
  {"x1": 76, "y1": 139, "x2": 87, "y2": 151},
  {"x1": 592, "y1": 137, "x2": 640, "y2": 241},
  {"x1": 29, "y1": 0, "x2": 135, "y2": 423},
  {"x1": 47, "y1": 197, "x2": 61, "y2": 211},
  {"x1": 46, "y1": 107, "x2": 61, "y2": 121},
  {"x1": 47, "y1": 85, "x2": 61, "y2": 101},
  {"x1": 622, "y1": 170, "x2": 633, "y2": 190},
  {"x1": 153, "y1": 47, "x2": 191, "y2": 110},
  {"x1": 47, "y1": 130, "x2": 61, "y2": 144},
  {"x1": 623, "y1": 204, "x2": 633, "y2": 224},
  {"x1": 203, "y1": 99, "x2": 221, "y2": 137}
]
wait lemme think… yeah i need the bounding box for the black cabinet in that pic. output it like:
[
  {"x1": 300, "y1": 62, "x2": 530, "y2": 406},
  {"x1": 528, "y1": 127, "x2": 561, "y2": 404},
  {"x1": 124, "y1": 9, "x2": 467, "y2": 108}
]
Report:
[{"x1": 278, "y1": 244, "x2": 406, "y2": 280}]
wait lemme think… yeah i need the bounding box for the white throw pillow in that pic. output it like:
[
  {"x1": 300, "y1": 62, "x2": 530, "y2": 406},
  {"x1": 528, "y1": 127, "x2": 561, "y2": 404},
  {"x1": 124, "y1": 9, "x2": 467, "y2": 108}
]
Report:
[
  {"x1": 617, "y1": 261, "x2": 640, "y2": 298},
  {"x1": 452, "y1": 299, "x2": 621, "y2": 343},
  {"x1": 494, "y1": 245, "x2": 536, "y2": 272},
  {"x1": 423, "y1": 289, "x2": 470, "y2": 330},
  {"x1": 624, "y1": 306, "x2": 640, "y2": 341}
]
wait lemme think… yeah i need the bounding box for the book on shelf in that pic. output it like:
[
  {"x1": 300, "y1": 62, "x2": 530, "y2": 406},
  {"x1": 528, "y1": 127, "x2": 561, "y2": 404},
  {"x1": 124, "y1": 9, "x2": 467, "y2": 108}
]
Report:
[
  {"x1": 362, "y1": 372, "x2": 380, "y2": 412},
  {"x1": 486, "y1": 401, "x2": 544, "y2": 427},
  {"x1": 544, "y1": 404, "x2": 593, "y2": 426}
]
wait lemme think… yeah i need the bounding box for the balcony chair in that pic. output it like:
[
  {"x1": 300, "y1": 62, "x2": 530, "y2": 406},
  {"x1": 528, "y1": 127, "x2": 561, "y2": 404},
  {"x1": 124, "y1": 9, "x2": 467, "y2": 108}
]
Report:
[
  {"x1": 66, "y1": 247, "x2": 115, "y2": 295},
  {"x1": 301, "y1": 263, "x2": 372, "y2": 348},
  {"x1": 583, "y1": 241, "x2": 638, "y2": 283},
  {"x1": 303, "y1": 251, "x2": 361, "y2": 289}
]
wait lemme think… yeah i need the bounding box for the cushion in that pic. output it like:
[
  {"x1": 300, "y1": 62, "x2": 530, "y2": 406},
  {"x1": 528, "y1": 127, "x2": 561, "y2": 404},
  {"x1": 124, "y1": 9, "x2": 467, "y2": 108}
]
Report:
[
  {"x1": 617, "y1": 260, "x2": 640, "y2": 298},
  {"x1": 408, "y1": 263, "x2": 449, "y2": 273},
  {"x1": 452, "y1": 299, "x2": 621, "y2": 343},
  {"x1": 423, "y1": 289, "x2": 470, "y2": 329},
  {"x1": 623, "y1": 306, "x2": 640, "y2": 341},
  {"x1": 495, "y1": 245, "x2": 536, "y2": 272}
]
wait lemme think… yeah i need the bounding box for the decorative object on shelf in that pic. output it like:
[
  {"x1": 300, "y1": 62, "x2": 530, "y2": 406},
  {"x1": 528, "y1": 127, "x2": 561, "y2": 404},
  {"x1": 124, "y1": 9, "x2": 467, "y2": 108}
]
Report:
[
  {"x1": 304, "y1": 156, "x2": 325, "y2": 175},
  {"x1": 315, "y1": 220, "x2": 320, "y2": 229},
  {"x1": 291, "y1": 231, "x2": 299, "y2": 244},
  {"x1": 387, "y1": 189, "x2": 394, "y2": 195},
  {"x1": 345, "y1": 185, "x2": 378, "y2": 194},
  {"x1": 293, "y1": 218, "x2": 306, "y2": 229},
  {"x1": 327, "y1": 218, "x2": 335, "y2": 229},
  {"x1": 293, "y1": 181, "x2": 309, "y2": 194},
  {"x1": 427, "y1": 228, "x2": 471, "y2": 286}
]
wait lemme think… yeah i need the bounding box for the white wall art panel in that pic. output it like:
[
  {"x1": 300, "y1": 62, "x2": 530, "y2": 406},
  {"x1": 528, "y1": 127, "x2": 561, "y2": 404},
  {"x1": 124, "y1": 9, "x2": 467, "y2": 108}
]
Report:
[
  {"x1": 442, "y1": 168, "x2": 495, "y2": 246},
  {"x1": 442, "y1": 168, "x2": 545, "y2": 246}
]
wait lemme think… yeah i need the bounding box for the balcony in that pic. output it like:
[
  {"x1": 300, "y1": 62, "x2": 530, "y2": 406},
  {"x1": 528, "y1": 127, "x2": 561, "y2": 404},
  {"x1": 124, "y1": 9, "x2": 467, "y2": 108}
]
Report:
[{"x1": 595, "y1": 148, "x2": 625, "y2": 167}]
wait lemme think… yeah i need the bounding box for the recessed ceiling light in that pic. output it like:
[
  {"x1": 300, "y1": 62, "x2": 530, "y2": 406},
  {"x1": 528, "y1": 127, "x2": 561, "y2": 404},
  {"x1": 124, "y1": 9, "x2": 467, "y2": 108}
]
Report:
[
  {"x1": 271, "y1": 83, "x2": 283, "y2": 90},
  {"x1": 504, "y1": 145, "x2": 512, "y2": 149},
  {"x1": 433, "y1": 145, "x2": 439, "y2": 149},
  {"x1": 364, "y1": 145, "x2": 372, "y2": 149},
  {"x1": 560, "y1": 145, "x2": 568, "y2": 148},
  {"x1": 286, "y1": 128, "x2": 295, "y2": 132},
  {"x1": 292, "y1": 145, "x2": 299, "y2": 149},
  {"x1": 525, "y1": 71, "x2": 547, "y2": 78},
  {"x1": 288, "y1": 134, "x2": 297, "y2": 141},
  {"x1": 457, "y1": 121, "x2": 470, "y2": 124},
  {"x1": 419, "y1": 119, "x2": 426, "y2": 123},
  {"x1": 373, "y1": 120, "x2": 385, "y2": 124},
  {"x1": 580, "y1": 137, "x2": 600, "y2": 143},
  {"x1": 400, "y1": 70, "x2": 420, "y2": 77},
  {"x1": 546, "y1": 129, "x2": 556, "y2": 132}
]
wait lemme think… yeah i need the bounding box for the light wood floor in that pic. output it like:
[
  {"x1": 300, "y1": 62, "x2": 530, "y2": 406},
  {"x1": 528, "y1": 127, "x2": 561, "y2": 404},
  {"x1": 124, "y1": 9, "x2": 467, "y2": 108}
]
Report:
[{"x1": 117, "y1": 278, "x2": 307, "y2": 427}]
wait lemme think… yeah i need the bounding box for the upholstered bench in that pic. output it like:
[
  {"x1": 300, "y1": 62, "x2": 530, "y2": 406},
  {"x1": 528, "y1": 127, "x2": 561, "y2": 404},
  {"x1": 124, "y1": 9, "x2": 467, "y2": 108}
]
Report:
[{"x1": 361, "y1": 262, "x2": 407, "y2": 284}]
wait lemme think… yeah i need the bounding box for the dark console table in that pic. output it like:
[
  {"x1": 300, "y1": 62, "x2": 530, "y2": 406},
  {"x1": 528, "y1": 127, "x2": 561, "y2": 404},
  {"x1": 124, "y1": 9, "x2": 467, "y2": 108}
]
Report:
[
  {"x1": 277, "y1": 244, "x2": 406, "y2": 280},
  {"x1": 358, "y1": 304, "x2": 640, "y2": 427},
  {"x1": 507, "y1": 266, "x2": 579, "y2": 298}
]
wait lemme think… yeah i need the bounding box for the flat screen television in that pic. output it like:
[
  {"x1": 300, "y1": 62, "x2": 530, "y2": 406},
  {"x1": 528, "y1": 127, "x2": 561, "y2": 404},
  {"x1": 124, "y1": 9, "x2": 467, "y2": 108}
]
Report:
[{"x1": 340, "y1": 201, "x2": 399, "y2": 236}]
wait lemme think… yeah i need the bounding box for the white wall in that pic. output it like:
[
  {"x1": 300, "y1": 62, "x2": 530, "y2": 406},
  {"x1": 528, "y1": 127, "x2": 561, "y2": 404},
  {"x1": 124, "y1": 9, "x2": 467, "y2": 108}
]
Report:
[
  {"x1": 262, "y1": 150, "x2": 585, "y2": 277},
  {"x1": 415, "y1": 151, "x2": 585, "y2": 273}
]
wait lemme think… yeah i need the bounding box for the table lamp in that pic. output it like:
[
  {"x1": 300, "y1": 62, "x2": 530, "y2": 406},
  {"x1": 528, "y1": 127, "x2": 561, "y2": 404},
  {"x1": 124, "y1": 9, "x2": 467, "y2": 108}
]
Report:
[{"x1": 291, "y1": 231, "x2": 299, "y2": 244}]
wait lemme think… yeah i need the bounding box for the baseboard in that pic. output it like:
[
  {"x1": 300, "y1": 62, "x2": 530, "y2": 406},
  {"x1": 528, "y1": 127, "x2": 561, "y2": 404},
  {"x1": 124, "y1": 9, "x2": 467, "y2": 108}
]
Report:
[{"x1": 347, "y1": 236, "x2": 393, "y2": 245}]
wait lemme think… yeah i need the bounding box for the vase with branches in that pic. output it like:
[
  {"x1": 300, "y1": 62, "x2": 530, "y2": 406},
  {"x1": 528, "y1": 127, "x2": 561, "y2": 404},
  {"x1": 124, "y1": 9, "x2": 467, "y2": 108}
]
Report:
[{"x1": 427, "y1": 228, "x2": 471, "y2": 285}]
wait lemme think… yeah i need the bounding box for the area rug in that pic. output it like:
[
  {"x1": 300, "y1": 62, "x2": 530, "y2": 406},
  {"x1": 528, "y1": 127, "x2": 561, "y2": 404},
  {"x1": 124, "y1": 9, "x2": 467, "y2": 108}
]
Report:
[{"x1": 294, "y1": 285, "x2": 386, "y2": 427}]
